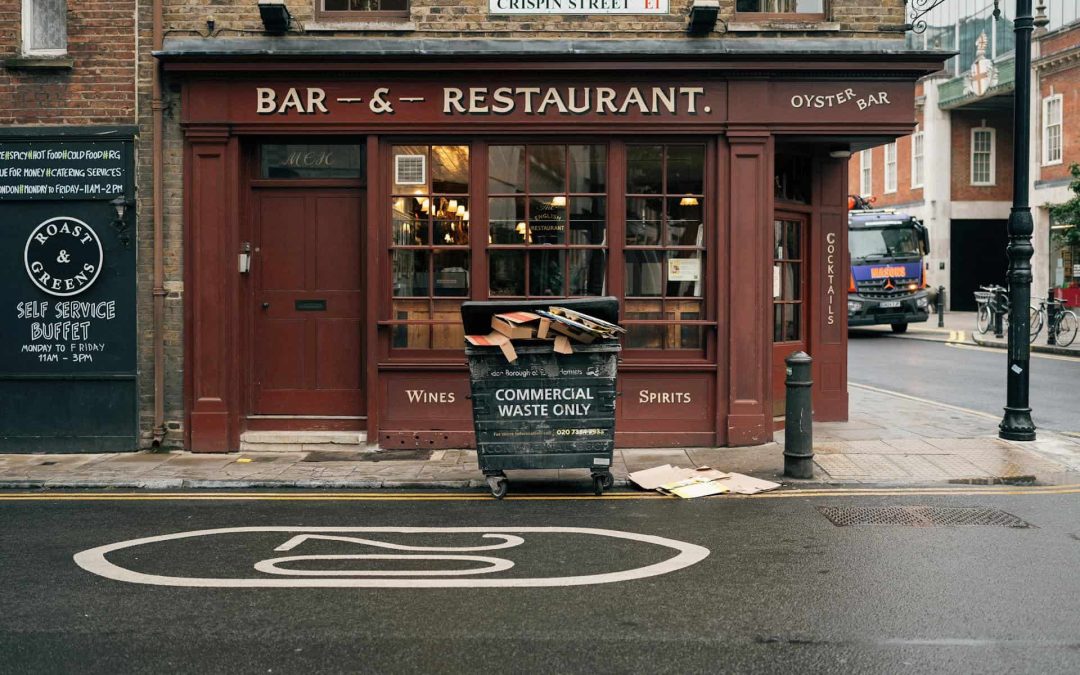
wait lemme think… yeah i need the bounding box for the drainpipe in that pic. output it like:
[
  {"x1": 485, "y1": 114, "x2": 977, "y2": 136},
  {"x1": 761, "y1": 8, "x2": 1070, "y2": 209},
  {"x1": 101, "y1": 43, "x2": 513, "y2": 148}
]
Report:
[{"x1": 150, "y1": 0, "x2": 166, "y2": 446}]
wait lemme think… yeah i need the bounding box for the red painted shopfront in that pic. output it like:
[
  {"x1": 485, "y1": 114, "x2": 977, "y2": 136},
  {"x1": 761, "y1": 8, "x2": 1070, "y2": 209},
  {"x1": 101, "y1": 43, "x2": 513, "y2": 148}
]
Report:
[{"x1": 164, "y1": 49, "x2": 942, "y2": 452}]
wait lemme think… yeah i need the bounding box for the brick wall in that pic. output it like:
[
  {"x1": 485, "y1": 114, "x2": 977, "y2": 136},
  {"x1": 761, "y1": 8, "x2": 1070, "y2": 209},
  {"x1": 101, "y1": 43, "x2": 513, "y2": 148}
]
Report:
[
  {"x1": 1036, "y1": 24, "x2": 1080, "y2": 184},
  {"x1": 1039, "y1": 21, "x2": 1080, "y2": 55},
  {"x1": 848, "y1": 82, "x2": 925, "y2": 205},
  {"x1": 161, "y1": 0, "x2": 907, "y2": 38},
  {"x1": 0, "y1": 1, "x2": 136, "y2": 125},
  {"x1": 950, "y1": 109, "x2": 1013, "y2": 202}
]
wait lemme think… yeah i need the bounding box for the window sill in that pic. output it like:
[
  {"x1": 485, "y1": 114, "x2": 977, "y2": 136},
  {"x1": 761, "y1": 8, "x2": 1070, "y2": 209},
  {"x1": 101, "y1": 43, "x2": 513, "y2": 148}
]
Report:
[
  {"x1": 4, "y1": 55, "x2": 74, "y2": 70},
  {"x1": 1042, "y1": 159, "x2": 1064, "y2": 168},
  {"x1": 727, "y1": 21, "x2": 840, "y2": 33},
  {"x1": 305, "y1": 20, "x2": 415, "y2": 32}
]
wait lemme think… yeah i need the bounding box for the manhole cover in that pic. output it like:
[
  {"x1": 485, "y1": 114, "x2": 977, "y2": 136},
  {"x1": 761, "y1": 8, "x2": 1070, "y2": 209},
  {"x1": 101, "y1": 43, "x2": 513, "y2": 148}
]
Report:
[
  {"x1": 303, "y1": 450, "x2": 433, "y2": 463},
  {"x1": 817, "y1": 506, "x2": 1033, "y2": 528}
]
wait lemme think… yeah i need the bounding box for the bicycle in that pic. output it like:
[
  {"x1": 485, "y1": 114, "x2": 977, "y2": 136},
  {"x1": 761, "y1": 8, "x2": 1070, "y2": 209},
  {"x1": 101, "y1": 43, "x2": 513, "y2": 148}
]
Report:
[
  {"x1": 1031, "y1": 298, "x2": 1078, "y2": 347},
  {"x1": 974, "y1": 285, "x2": 1040, "y2": 342}
]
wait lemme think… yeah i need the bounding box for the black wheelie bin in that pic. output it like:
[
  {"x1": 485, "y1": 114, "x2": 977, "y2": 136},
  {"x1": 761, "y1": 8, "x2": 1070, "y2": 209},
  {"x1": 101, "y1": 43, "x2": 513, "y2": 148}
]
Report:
[{"x1": 461, "y1": 297, "x2": 621, "y2": 499}]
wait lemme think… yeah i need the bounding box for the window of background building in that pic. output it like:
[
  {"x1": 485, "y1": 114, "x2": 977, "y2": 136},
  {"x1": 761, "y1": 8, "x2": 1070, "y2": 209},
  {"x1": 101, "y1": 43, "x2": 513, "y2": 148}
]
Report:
[
  {"x1": 735, "y1": 0, "x2": 824, "y2": 14},
  {"x1": 1043, "y1": 95, "x2": 1063, "y2": 166},
  {"x1": 389, "y1": 145, "x2": 470, "y2": 349},
  {"x1": 22, "y1": 0, "x2": 66, "y2": 56},
  {"x1": 911, "y1": 128, "x2": 925, "y2": 189},
  {"x1": 859, "y1": 149, "x2": 872, "y2": 196},
  {"x1": 884, "y1": 142, "x2": 898, "y2": 194},
  {"x1": 624, "y1": 145, "x2": 707, "y2": 351},
  {"x1": 487, "y1": 144, "x2": 607, "y2": 299},
  {"x1": 971, "y1": 127, "x2": 996, "y2": 186},
  {"x1": 315, "y1": 0, "x2": 409, "y2": 21}
]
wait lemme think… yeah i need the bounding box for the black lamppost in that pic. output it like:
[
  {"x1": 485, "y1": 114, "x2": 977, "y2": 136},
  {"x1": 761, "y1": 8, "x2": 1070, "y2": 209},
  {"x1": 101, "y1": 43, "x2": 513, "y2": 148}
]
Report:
[
  {"x1": 998, "y1": 0, "x2": 1037, "y2": 441},
  {"x1": 908, "y1": 0, "x2": 1040, "y2": 440}
]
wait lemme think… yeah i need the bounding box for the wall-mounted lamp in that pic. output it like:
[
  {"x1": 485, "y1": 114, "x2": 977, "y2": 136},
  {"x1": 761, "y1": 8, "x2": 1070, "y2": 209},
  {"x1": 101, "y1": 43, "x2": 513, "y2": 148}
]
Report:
[
  {"x1": 258, "y1": 0, "x2": 292, "y2": 35},
  {"x1": 687, "y1": 0, "x2": 719, "y2": 37},
  {"x1": 110, "y1": 196, "x2": 132, "y2": 247},
  {"x1": 829, "y1": 150, "x2": 853, "y2": 159}
]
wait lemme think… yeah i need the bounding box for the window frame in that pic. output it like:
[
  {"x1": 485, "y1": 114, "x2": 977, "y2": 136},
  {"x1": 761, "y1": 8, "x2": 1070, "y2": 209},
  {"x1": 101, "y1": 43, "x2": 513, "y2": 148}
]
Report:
[
  {"x1": 21, "y1": 0, "x2": 67, "y2": 57},
  {"x1": 733, "y1": 0, "x2": 827, "y2": 21},
  {"x1": 378, "y1": 137, "x2": 717, "y2": 363},
  {"x1": 970, "y1": 126, "x2": 996, "y2": 187},
  {"x1": 1042, "y1": 94, "x2": 1064, "y2": 167},
  {"x1": 883, "y1": 142, "x2": 898, "y2": 194},
  {"x1": 314, "y1": 0, "x2": 410, "y2": 22},
  {"x1": 911, "y1": 127, "x2": 925, "y2": 189},
  {"x1": 485, "y1": 142, "x2": 609, "y2": 300},
  {"x1": 621, "y1": 142, "x2": 712, "y2": 356},
  {"x1": 386, "y1": 142, "x2": 473, "y2": 355},
  {"x1": 859, "y1": 149, "x2": 872, "y2": 197}
]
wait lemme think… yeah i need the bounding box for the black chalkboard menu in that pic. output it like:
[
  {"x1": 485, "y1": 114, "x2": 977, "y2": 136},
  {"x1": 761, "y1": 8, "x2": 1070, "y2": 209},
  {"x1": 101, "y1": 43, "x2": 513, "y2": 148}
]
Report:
[
  {"x1": 0, "y1": 141, "x2": 127, "y2": 200},
  {"x1": 0, "y1": 127, "x2": 138, "y2": 453}
]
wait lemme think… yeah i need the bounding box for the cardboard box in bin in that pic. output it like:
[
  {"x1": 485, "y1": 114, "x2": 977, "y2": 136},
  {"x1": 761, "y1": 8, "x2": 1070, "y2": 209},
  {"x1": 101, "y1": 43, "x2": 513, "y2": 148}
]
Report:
[
  {"x1": 462, "y1": 297, "x2": 624, "y2": 362},
  {"x1": 491, "y1": 311, "x2": 542, "y2": 339}
]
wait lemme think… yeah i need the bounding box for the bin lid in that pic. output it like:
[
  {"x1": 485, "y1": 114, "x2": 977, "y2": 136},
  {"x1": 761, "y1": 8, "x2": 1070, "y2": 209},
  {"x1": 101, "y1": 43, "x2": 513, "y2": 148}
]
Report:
[{"x1": 460, "y1": 297, "x2": 619, "y2": 336}]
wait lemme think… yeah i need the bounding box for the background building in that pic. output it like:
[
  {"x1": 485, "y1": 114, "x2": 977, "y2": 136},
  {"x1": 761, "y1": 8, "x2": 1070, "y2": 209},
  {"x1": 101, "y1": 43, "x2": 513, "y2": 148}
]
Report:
[{"x1": 850, "y1": 0, "x2": 1080, "y2": 311}]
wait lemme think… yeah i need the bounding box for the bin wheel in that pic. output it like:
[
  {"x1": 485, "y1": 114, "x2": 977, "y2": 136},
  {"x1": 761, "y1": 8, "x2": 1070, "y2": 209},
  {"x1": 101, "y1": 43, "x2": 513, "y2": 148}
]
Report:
[
  {"x1": 602, "y1": 472, "x2": 615, "y2": 489},
  {"x1": 593, "y1": 475, "x2": 605, "y2": 496},
  {"x1": 487, "y1": 476, "x2": 508, "y2": 500}
]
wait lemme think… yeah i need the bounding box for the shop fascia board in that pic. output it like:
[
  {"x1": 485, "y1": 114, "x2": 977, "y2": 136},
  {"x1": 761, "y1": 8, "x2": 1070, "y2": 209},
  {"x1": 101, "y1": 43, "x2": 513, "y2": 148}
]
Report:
[{"x1": 156, "y1": 37, "x2": 950, "y2": 74}]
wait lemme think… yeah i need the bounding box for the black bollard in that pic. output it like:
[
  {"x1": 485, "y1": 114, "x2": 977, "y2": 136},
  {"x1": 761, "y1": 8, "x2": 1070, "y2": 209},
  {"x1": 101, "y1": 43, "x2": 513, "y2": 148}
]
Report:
[
  {"x1": 937, "y1": 285, "x2": 946, "y2": 328},
  {"x1": 1047, "y1": 289, "x2": 1057, "y2": 346},
  {"x1": 994, "y1": 295, "x2": 1006, "y2": 339},
  {"x1": 783, "y1": 351, "x2": 814, "y2": 479}
]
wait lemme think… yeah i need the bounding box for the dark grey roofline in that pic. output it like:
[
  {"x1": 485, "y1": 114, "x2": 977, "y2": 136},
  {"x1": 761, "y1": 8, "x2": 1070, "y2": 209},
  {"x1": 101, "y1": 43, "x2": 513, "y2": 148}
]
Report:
[{"x1": 157, "y1": 37, "x2": 952, "y2": 62}]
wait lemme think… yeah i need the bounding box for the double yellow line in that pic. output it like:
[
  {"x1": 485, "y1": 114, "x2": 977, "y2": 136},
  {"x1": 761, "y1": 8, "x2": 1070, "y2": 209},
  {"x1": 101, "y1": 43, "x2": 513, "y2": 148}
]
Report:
[{"x1": 0, "y1": 484, "x2": 1078, "y2": 502}]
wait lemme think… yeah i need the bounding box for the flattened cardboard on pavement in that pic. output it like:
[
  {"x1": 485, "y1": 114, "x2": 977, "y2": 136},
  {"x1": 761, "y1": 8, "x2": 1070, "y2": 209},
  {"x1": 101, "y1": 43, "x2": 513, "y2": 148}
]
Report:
[{"x1": 628, "y1": 464, "x2": 780, "y2": 498}]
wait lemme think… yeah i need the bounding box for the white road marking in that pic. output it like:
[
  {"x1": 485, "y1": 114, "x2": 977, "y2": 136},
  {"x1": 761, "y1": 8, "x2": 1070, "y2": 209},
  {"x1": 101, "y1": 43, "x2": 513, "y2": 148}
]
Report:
[
  {"x1": 73, "y1": 527, "x2": 710, "y2": 588},
  {"x1": 254, "y1": 554, "x2": 515, "y2": 577}
]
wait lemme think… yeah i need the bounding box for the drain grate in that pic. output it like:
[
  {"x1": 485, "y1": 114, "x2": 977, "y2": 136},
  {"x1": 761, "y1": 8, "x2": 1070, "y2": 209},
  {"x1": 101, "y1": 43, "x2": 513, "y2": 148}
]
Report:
[{"x1": 817, "y1": 506, "x2": 1033, "y2": 528}]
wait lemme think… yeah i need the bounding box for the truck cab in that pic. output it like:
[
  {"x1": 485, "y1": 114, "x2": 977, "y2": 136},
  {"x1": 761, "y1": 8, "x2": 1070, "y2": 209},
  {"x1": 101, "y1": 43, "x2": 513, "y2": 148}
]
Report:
[{"x1": 847, "y1": 203, "x2": 931, "y2": 333}]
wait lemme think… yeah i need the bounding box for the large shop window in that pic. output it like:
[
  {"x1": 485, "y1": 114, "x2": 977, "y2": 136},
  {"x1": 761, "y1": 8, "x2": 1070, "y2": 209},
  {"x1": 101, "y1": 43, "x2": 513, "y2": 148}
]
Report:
[
  {"x1": 623, "y1": 145, "x2": 707, "y2": 351},
  {"x1": 487, "y1": 144, "x2": 607, "y2": 298},
  {"x1": 390, "y1": 145, "x2": 470, "y2": 349}
]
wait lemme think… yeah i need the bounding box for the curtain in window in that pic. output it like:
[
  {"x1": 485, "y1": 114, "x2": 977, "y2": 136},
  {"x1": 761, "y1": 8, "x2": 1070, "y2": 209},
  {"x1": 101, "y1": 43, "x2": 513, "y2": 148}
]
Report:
[{"x1": 29, "y1": 0, "x2": 66, "y2": 51}]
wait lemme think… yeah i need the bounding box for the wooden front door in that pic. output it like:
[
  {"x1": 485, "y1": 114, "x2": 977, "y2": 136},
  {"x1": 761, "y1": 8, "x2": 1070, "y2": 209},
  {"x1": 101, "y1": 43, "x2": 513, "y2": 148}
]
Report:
[
  {"x1": 251, "y1": 188, "x2": 365, "y2": 416},
  {"x1": 771, "y1": 214, "x2": 808, "y2": 417}
]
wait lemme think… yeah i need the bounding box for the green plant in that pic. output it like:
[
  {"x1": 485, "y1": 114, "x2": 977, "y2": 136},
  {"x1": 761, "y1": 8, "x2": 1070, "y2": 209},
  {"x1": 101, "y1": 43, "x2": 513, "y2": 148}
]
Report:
[{"x1": 1050, "y1": 163, "x2": 1080, "y2": 249}]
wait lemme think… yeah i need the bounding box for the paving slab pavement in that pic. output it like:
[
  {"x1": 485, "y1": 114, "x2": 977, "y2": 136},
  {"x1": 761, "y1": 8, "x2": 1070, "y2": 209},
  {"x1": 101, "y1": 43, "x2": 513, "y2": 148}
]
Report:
[{"x1": 1, "y1": 385, "x2": 1077, "y2": 491}]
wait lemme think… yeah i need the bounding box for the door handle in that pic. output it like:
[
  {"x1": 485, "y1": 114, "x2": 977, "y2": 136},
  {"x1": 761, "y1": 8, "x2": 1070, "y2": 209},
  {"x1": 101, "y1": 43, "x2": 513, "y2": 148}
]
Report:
[{"x1": 262, "y1": 302, "x2": 270, "y2": 310}]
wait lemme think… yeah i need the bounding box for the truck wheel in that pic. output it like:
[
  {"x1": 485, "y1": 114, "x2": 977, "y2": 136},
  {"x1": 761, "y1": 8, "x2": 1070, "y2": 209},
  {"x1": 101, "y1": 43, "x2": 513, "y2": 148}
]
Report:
[{"x1": 891, "y1": 323, "x2": 909, "y2": 334}]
